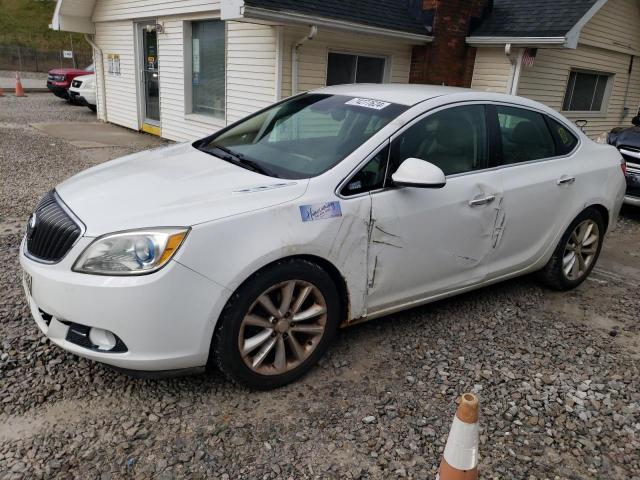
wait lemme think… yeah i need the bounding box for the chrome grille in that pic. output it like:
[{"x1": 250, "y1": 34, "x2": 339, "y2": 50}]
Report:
[{"x1": 26, "y1": 191, "x2": 82, "y2": 263}]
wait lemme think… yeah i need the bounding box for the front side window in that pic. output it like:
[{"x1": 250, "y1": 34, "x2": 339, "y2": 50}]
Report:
[
  {"x1": 341, "y1": 145, "x2": 389, "y2": 196},
  {"x1": 196, "y1": 94, "x2": 408, "y2": 179},
  {"x1": 390, "y1": 105, "x2": 488, "y2": 176},
  {"x1": 326, "y1": 52, "x2": 386, "y2": 86},
  {"x1": 191, "y1": 20, "x2": 225, "y2": 118},
  {"x1": 562, "y1": 70, "x2": 612, "y2": 112},
  {"x1": 497, "y1": 106, "x2": 556, "y2": 164}
]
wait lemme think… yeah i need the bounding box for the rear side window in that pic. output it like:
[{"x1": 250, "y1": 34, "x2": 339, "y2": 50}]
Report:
[
  {"x1": 546, "y1": 117, "x2": 579, "y2": 155},
  {"x1": 497, "y1": 106, "x2": 556, "y2": 164}
]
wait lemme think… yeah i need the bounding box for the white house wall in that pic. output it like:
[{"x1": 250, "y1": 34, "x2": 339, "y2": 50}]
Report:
[
  {"x1": 280, "y1": 26, "x2": 413, "y2": 98},
  {"x1": 470, "y1": 47, "x2": 513, "y2": 94},
  {"x1": 94, "y1": 20, "x2": 138, "y2": 130},
  {"x1": 226, "y1": 21, "x2": 278, "y2": 124},
  {"x1": 517, "y1": 44, "x2": 640, "y2": 137}
]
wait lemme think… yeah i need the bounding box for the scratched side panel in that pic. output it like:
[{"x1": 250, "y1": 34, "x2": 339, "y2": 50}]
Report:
[
  {"x1": 364, "y1": 171, "x2": 504, "y2": 315},
  {"x1": 178, "y1": 192, "x2": 372, "y2": 323}
]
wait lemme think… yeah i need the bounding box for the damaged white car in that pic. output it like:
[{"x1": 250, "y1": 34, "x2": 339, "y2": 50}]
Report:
[{"x1": 21, "y1": 84, "x2": 626, "y2": 389}]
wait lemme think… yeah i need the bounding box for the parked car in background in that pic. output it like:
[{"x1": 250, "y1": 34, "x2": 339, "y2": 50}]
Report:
[
  {"x1": 68, "y1": 74, "x2": 97, "y2": 112},
  {"x1": 20, "y1": 85, "x2": 626, "y2": 389},
  {"x1": 600, "y1": 116, "x2": 640, "y2": 207},
  {"x1": 46, "y1": 63, "x2": 94, "y2": 100}
]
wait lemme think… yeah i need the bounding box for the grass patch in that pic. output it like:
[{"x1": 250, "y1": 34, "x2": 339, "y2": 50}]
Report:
[{"x1": 0, "y1": 0, "x2": 90, "y2": 51}]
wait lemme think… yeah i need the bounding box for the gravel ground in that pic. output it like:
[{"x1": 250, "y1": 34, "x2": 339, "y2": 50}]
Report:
[{"x1": 1, "y1": 94, "x2": 640, "y2": 479}]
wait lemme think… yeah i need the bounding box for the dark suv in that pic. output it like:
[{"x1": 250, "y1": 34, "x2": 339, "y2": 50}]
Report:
[{"x1": 606, "y1": 116, "x2": 640, "y2": 206}]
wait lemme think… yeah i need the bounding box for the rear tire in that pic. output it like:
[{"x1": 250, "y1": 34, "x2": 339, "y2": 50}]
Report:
[
  {"x1": 211, "y1": 259, "x2": 340, "y2": 390},
  {"x1": 536, "y1": 208, "x2": 605, "y2": 290}
]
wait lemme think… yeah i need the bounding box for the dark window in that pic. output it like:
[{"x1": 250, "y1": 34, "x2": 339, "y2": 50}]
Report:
[
  {"x1": 390, "y1": 105, "x2": 487, "y2": 176},
  {"x1": 547, "y1": 117, "x2": 579, "y2": 155},
  {"x1": 327, "y1": 53, "x2": 386, "y2": 86},
  {"x1": 562, "y1": 71, "x2": 611, "y2": 112},
  {"x1": 342, "y1": 145, "x2": 389, "y2": 196},
  {"x1": 497, "y1": 106, "x2": 556, "y2": 164}
]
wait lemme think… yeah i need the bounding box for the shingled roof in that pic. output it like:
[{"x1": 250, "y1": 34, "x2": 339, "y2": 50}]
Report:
[
  {"x1": 243, "y1": 0, "x2": 431, "y2": 36},
  {"x1": 471, "y1": 0, "x2": 600, "y2": 38}
]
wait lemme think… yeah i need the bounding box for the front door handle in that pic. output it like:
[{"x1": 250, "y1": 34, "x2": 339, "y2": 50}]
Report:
[
  {"x1": 557, "y1": 176, "x2": 576, "y2": 185},
  {"x1": 468, "y1": 194, "x2": 496, "y2": 207}
]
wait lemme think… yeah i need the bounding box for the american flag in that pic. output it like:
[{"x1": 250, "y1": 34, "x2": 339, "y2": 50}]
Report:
[{"x1": 522, "y1": 48, "x2": 538, "y2": 67}]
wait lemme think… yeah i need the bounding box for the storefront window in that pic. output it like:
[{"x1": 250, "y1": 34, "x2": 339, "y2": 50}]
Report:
[{"x1": 191, "y1": 20, "x2": 225, "y2": 118}]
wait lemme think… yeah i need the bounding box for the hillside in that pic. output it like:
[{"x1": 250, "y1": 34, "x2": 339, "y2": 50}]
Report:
[{"x1": 0, "y1": 0, "x2": 90, "y2": 51}]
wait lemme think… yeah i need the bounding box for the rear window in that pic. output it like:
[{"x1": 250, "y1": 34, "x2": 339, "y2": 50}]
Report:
[{"x1": 546, "y1": 117, "x2": 579, "y2": 155}]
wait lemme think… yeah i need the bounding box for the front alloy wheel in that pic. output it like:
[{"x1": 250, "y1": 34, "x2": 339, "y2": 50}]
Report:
[
  {"x1": 212, "y1": 259, "x2": 340, "y2": 390},
  {"x1": 239, "y1": 281, "x2": 327, "y2": 376}
]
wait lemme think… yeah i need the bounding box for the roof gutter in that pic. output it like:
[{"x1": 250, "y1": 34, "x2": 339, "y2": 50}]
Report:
[
  {"x1": 467, "y1": 36, "x2": 566, "y2": 48},
  {"x1": 50, "y1": 0, "x2": 95, "y2": 33},
  {"x1": 240, "y1": 6, "x2": 433, "y2": 43}
]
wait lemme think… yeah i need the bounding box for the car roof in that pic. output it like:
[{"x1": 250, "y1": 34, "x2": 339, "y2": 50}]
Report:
[{"x1": 313, "y1": 83, "x2": 473, "y2": 106}]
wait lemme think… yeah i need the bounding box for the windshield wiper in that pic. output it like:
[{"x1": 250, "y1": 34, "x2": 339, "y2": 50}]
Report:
[{"x1": 208, "y1": 143, "x2": 278, "y2": 178}]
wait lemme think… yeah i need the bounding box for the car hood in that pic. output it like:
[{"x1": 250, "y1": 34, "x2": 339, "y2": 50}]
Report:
[
  {"x1": 56, "y1": 143, "x2": 309, "y2": 236},
  {"x1": 73, "y1": 74, "x2": 94, "y2": 83},
  {"x1": 49, "y1": 68, "x2": 92, "y2": 76},
  {"x1": 608, "y1": 126, "x2": 640, "y2": 148}
]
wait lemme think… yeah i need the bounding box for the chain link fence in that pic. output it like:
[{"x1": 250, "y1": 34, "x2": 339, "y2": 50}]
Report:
[{"x1": 0, "y1": 45, "x2": 93, "y2": 73}]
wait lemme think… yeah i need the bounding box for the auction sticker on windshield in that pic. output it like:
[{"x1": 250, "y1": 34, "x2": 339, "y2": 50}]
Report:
[{"x1": 345, "y1": 98, "x2": 391, "y2": 110}]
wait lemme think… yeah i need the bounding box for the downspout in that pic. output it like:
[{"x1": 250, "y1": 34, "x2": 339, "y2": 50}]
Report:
[
  {"x1": 622, "y1": 54, "x2": 634, "y2": 118},
  {"x1": 292, "y1": 25, "x2": 317, "y2": 95},
  {"x1": 84, "y1": 33, "x2": 107, "y2": 121},
  {"x1": 505, "y1": 43, "x2": 523, "y2": 95}
]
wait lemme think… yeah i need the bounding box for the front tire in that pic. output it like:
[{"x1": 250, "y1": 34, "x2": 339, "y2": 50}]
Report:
[
  {"x1": 211, "y1": 259, "x2": 340, "y2": 390},
  {"x1": 537, "y1": 208, "x2": 605, "y2": 290}
]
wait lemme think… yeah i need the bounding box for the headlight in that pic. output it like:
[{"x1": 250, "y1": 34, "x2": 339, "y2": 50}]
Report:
[
  {"x1": 72, "y1": 228, "x2": 189, "y2": 275},
  {"x1": 595, "y1": 132, "x2": 610, "y2": 144}
]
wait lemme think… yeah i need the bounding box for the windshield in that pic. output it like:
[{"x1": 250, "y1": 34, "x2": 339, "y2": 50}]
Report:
[{"x1": 196, "y1": 94, "x2": 408, "y2": 179}]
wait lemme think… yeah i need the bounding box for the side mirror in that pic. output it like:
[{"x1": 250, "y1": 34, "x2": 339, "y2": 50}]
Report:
[
  {"x1": 391, "y1": 158, "x2": 446, "y2": 189},
  {"x1": 632, "y1": 116, "x2": 640, "y2": 127}
]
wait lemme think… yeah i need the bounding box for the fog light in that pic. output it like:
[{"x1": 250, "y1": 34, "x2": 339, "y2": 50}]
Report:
[{"x1": 89, "y1": 327, "x2": 117, "y2": 351}]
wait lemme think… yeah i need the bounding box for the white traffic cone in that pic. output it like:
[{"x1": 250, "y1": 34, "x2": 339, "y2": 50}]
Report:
[{"x1": 437, "y1": 392, "x2": 479, "y2": 480}]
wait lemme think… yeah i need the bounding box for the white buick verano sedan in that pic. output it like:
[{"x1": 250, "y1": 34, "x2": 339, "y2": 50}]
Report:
[{"x1": 21, "y1": 85, "x2": 626, "y2": 389}]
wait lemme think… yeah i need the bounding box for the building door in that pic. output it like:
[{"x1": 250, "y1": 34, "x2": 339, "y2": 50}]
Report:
[{"x1": 137, "y1": 23, "x2": 160, "y2": 135}]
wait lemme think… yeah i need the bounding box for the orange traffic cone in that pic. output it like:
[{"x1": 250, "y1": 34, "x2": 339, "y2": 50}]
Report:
[
  {"x1": 15, "y1": 72, "x2": 25, "y2": 97},
  {"x1": 437, "y1": 393, "x2": 479, "y2": 480}
]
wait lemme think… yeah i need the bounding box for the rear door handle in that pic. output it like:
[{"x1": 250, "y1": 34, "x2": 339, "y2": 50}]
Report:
[
  {"x1": 468, "y1": 194, "x2": 496, "y2": 207},
  {"x1": 557, "y1": 176, "x2": 576, "y2": 185}
]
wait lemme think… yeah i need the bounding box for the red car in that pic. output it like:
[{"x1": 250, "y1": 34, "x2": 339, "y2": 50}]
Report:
[{"x1": 47, "y1": 64, "x2": 94, "y2": 100}]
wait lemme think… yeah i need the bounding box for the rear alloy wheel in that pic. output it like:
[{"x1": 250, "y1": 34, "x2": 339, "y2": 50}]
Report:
[
  {"x1": 562, "y1": 219, "x2": 600, "y2": 281},
  {"x1": 537, "y1": 208, "x2": 605, "y2": 290},
  {"x1": 212, "y1": 259, "x2": 340, "y2": 390}
]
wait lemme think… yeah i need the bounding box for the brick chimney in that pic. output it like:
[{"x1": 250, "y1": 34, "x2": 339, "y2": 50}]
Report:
[{"x1": 410, "y1": 0, "x2": 491, "y2": 87}]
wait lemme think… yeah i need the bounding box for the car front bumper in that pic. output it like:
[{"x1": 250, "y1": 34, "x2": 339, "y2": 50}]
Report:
[
  {"x1": 20, "y1": 236, "x2": 230, "y2": 372},
  {"x1": 47, "y1": 82, "x2": 69, "y2": 99}
]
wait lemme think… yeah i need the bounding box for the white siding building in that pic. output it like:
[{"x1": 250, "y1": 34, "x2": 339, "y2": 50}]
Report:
[
  {"x1": 51, "y1": 0, "x2": 432, "y2": 142},
  {"x1": 468, "y1": 0, "x2": 640, "y2": 138}
]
